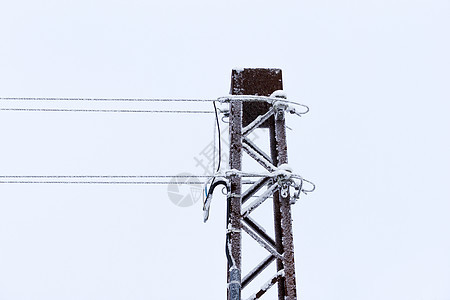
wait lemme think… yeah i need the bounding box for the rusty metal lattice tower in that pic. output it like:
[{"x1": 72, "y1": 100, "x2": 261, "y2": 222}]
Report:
[{"x1": 227, "y1": 68, "x2": 298, "y2": 300}]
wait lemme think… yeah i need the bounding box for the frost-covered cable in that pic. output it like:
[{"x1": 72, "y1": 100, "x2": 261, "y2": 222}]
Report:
[
  {"x1": 0, "y1": 175, "x2": 213, "y2": 178},
  {"x1": 0, "y1": 181, "x2": 205, "y2": 185},
  {"x1": 0, "y1": 97, "x2": 216, "y2": 102},
  {"x1": 0, "y1": 108, "x2": 214, "y2": 114},
  {"x1": 0, "y1": 175, "x2": 213, "y2": 185},
  {"x1": 0, "y1": 95, "x2": 309, "y2": 113},
  {"x1": 213, "y1": 101, "x2": 222, "y2": 172},
  {"x1": 213, "y1": 107, "x2": 217, "y2": 174}
]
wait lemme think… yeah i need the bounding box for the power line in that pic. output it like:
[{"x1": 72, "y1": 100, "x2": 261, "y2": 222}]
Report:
[
  {"x1": 0, "y1": 108, "x2": 214, "y2": 114},
  {"x1": 0, "y1": 172, "x2": 310, "y2": 179},
  {"x1": 0, "y1": 175, "x2": 212, "y2": 178},
  {"x1": 0, "y1": 174, "x2": 272, "y2": 185},
  {"x1": 0, "y1": 181, "x2": 204, "y2": 185},
  {"x1": 0, "y1": 173, "x2": 273, "y2": 179},
  {"x1": 0, "y1": 97, "x2": 215, "y2": 102},
  {"x1": 213, "y1": 101, "x2": 222, "y2": 172},
  {"x1": 0, "y1": 96, "x2": 309, "y2": 116},
  {"x1": 0, "y1": 180, "x2": 260, "y2": 185},
  {"x1": 0, "y1": 96, "x2": 309, "y2": 109},
  {"x1": 0, "y1": 175, "x2": 211, "y2": 185}
]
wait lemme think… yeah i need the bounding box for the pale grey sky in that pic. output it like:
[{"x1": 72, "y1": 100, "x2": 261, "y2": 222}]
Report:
[{"x1": 0, "y1": 0, "x2": 449, "y2": 299}]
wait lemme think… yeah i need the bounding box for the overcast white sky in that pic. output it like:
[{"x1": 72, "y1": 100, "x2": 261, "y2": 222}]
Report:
[{"x1": 0, "y1": 0, "x2": 449, "y2": 299}]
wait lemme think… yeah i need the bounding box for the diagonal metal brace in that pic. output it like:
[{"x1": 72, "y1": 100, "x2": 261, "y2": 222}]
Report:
[
  {"x1": 241, "y1": 182, "x2": 279, "y2": 218},
  {"x1": 246, "y1": 270, "x2": 285, "y2": 300},
  {"x1": 242, "y1": 107, "x2": 274, "y2": 136},
  {"x1": 243, "y1": 216, "x2": 276, "y2": 248},
  {"x1": 242, "y1": 254, "x2": 276, "y2": 289},
  {"x1": 241, "y1": 176, "x2": 270, "y2": 204},
  {"x1": 242, "y1": 143, "x2": 277, "y2": 172},
  {"x1": 243, "y1": 137, "x2": 273, "y2": 165},
  {"x1": 241, "y1": 222, "x2": 283, "y2": 260}
]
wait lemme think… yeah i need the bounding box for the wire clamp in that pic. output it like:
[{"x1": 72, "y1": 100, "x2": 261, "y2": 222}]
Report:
[
  {"x1": 270, "y1": 90, "x2": 309, "y2": 118},
  {"x1": 272, "y1": 164, "x2": 316, "y2": 204}
]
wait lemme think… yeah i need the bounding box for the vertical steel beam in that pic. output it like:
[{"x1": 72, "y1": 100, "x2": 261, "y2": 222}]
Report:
[
  {"x1": 228, "y1": 96, "x2": 243, "y2": 300},
  {"x1": 270, "y1": 107, "x2": 297, "y2": 300}
]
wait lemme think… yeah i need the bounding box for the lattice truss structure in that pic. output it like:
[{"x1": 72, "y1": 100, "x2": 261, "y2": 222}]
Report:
[
  {"x1": 228, "y1": 96, "x2": 298, "y2": 300},
  {"x1": 204, "y1": 69, "x2": 314, "y2": 300}
]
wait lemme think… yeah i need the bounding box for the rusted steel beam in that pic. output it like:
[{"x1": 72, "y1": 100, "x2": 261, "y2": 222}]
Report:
[
  {"x1": 231, "y1": 68, "x2": 282, "y2": 128},
  {"x1": 270, "y1": 108, "x2": 297, "y2": 300},
  {"x1": 228, "y1": 73, "x2": 244, "y2": 300}
]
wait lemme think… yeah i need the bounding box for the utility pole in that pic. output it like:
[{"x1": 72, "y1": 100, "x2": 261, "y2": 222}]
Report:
[
  {"x1": 227, "y1": 68, "x2": 298, "y2": 300},
  {"x1": 0, "y1": 67, "x2": 313, "y2": 300}
]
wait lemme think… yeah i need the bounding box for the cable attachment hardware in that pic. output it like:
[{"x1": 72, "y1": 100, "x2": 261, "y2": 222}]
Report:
[
  {"x1": 272, "y1": 164, "x2": 315, "y2": 205},
  {"x1": 271, "y1": 90, "x2": 289, "y2": 121},
  {"x1": 273, "y1": 163, "x2": 294, "y2": 199},
  {"x1": 217, "y1": 103, "x2": 230, "y2": 123},
  {"x1": 280, "y1": 182, "x2": 290, "y2": 198},
  {"x1": 270, "y1": 90, "x2": 309, "y2": 119},
  {"x1": 203, "y1": 176, "x2": 229, "y2": 222}
]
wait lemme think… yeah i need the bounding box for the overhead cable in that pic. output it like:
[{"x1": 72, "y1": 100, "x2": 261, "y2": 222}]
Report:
[{"x1": 0, "y1": 108, "x2": 214, "y2": 114}]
